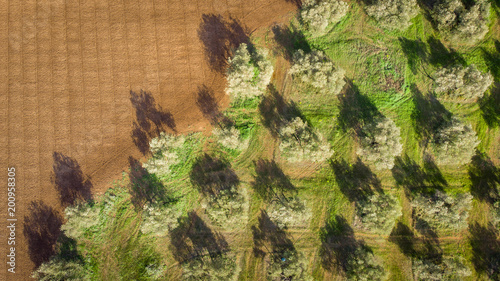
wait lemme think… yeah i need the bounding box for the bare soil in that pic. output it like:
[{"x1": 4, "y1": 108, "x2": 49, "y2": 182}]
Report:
[{"x1": 0, "y1": 0, "x2": 297, "y2": 279}]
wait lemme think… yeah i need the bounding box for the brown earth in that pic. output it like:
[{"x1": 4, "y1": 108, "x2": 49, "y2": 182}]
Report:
[{"x1": 0, "y1": 0, "x2": 298, "y2": 279}]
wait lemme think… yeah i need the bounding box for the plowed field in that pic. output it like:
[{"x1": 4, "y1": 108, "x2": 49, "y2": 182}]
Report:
[{"x1": 0, "y1": 0, "x2": 297, "y2": 278}]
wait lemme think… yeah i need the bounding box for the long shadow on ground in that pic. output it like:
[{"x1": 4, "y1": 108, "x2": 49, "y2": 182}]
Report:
[
  {"x1": 52, "y1": 152, "x2": 93, "y2": 207},
  {"x1": 410, "y1": 85, "x2": 452, "y2": 144},
  {"x1": 337, "y1": 80, "x2": 381, "y2": 135},
  {"x1": 169, "y1": 211, "x2": 230, "y2": 263},
  {"x1": 198, "y1": 14, "x2": 250, "y2": 73},
  {"x1": 331, "y1": 158, "x2": 382, "y2": 202},
  {"x1": 392, "y1": 154, "x2": 447, "y2": 196},
  {"x1": 23, "y1": 201, "x2": 63, "y2": 267},
  {"x1": 469, "y1": 223, "x2": 500, "y2": 280},
  {"x1": 130, "y1": 90, "x2": 175, "y2": 155},
  {"x1": 128, "y1": 156, "x2": 173, "y2": 208},
  {"x1": 468, "y1": 151, "x2": 500, "y2": 204},
  {"x1": 252, "y1": 210, "x2": 295, "y2": 258},
  {"x1": 190, "y1": 154, "x2": 239, "y2": 197},
  {"x1": 259, "y1": 85, "x2": 303, "y2": 136},
  {"x1": 251, "y1": 159, "x2": 297, "y2": 204}
]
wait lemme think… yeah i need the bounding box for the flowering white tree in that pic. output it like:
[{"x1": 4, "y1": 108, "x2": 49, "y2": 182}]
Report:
[
  {"x1": 268, "y1": 249, "x2": 313, "y2": 281},
  {"x1": 142, "y1": 132, "x2": 185, "y2": 176},
  {"x1": 140, "y1": 203, "x2": 182, "y2": 236},
  {"x1": 431, "y1": 118, "x2": 480, "y2": 165},
  {"x1": 202, "y1": 187, "x2": 249, "y2": 229},
  {"x1": 289, "y1": 50, "x2": 345, "y2": 95},
  {"x1": 61, "y1": 202, "x2": 100, "y2": 240},
  {"x1": 357, "y1": 117, "x2": 403, "y2": 170},
  {"x1": 279, "y1": 117, "x2": 333, "y2": 163},
  {"x1": 32, "y1": 259, "x2": 89, "y2": 281},
  {"x1": 267, "y1": 197, "x2": 312, "y2": 229},
  {"x1": 412, "y1": 257, "x2": 472, "y2": 280},
  {"x1": 412, "y1": 191, "x2": 473, "y2": 231},
  {"x1": 354, "y1": 193, "x2": 402, "y2": 235},
  {"x1": 365, "y1": 0, "x2": 419, "y2": 30},
  {"x1": 300, "y1": 0, "x2": 349, "y2": 37},
  {"x1": 434, "y1": 64, "x2": 493, "y2": 101},
  {"x1": 212, "y1": 125, "x2": 248, "y2": 150},
  {"x1": 431, "y1": 0, "x2": 490, "y2": 43},
  {"x1": 182, "y1": 254, "x2": 238, "y2": 281},
  {"x1": 226, "y1": 43, "x2": 273, "y2": 100}
]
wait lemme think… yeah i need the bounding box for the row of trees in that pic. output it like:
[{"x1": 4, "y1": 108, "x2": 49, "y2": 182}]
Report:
[{"x1": 299, "y1": 0, "x2": 491, "y2": 44}]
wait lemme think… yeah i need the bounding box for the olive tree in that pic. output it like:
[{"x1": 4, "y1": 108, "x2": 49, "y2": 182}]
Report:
[
  {"x1": 434, "y1": 64, "x2": 493, "y2": 101},
  {"x1": 140, "y1": 203, "x2": 182, "y2": 236},
  {"x1": 431, "y1": 118, "x2": 480, "y2": 166},
  {"x1": 279, "y1": 116, "x2": 334, "y2": 163},
  {"x1": 345, "y1": 246, "x2": 386, "y2": 281},
  {"x1": 202, "y1": 187, "x2": 249, "y2": 229},
  {"x1": 365, "y1": 0, "x2": 419, "y2": 30},
  {"x1": 354, "y1": 193, "x2": 402, "y2": 235},
  {"x1": 357, "y1": 117, "x2": 403, "y2": 170},
  {"x1": 412, "y1": 191, "x2": 473, "y2": 231},
  {"x1": 268, "y1": 249, "x2": 313, "y2": 281},
  {"x1": 212, "y1": 125, "x2": 248, "y2": 151},
  {"x1": 142, "y1": 132, "x2": 186, "y2": 175},
  {"x1": 226, "y1": 43, "x2": 273, "y2": 100},
  {"x1": 32, "y1": 259, "x2": 89, "y2": 281},
  {"x1": 412, "y1": 257, "x2": 472, "y2": 281},
  {"x1": 267, "y1": 196, "x2": 312, "y2": 229},
  {"x1": 300, "y1": 0, "x2": 349, "y2": 37},
  {"x1": 431, "y1": 0, "x2": 490, "y2": 43},
  {"x1": 182, "y1": 254, "x2": 238, "y2": 281},
  {"x1": 61, "y1": 202, "x2": 100, "y2": 241},
  {"x1": 289, "y1": 49, "x2": 346, "y2": 95}
]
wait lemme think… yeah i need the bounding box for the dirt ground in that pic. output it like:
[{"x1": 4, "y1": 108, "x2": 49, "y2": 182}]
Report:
[{"x1": 0, "y1": 0, "x2": 298, "y2": 279}]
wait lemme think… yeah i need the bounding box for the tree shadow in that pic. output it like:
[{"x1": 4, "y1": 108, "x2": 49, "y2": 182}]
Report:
[
  {"x1": 414, "y1": 218, "x2": 443, "y2": 261},
  {"x1": 51, "y1": 152, "x2": 93, "y2": 207},
  {"x1": 479, "y1": 82, "x2": 500, "y2": 128},
  {"x1": 389, "y1": 221, "x2": 443, "y2": 261},
  {"x1": 283, "y1": 0, "x2": 302, "y2": 8},
  {"x1": 169, "y1": 211, "x2": 230, "y2": 263},
  {"x1": 198, "y1": 14, "x2": 250, "y2": 73},
  {"x1": 251, "y1": 159, "x2": 297, "y2": 204},
  {"x1": 195, "y1": 84, "x2": 232, "y2": 127},
  {"x1": 468, "y1": 151, "x2": 500, "y2": 204},
  {"x1": 251, "y1": 210, "x2": 295, "y2": 258},
  {"x1": 392, "y1": 154, "x2": 447, "y2": 196},
  {"x1": 410, "y1": 85, "x2": 452, "y2": 143},
  {"x1": 258, "y1": 84, "x2": 303, "y2": 136},
  {"x1": 389, "y1": 222, "x2": 417, "y2": 257},
  {"x1": 320, "y1": 215, "x2": 370, "y2": 272},
  {"x1": 130, "y1": 90, "x2": 176, "y2": 155},
  {"x1": 427, "y1": 37, "x2": 466, "y2": 67},
  {"x1": 469, "y1": 223, "x2": 500, "y2": 280},
  {"x1": 190, "y1": 154, "x2": 239, "y2": 197},
  {"x1": 54, "y1": 233, "x2": 84, "y2": 263},
  {"x1": 23, "y1": 201, "x2": 63, "y2": 267},
  {"x1": 272, "y1": 24, "x2": 310, "y2": 61},
  {"x1": 337, "y1": 80, "x2": 381, "y2": 134},
  {"x1": 482, "y1": 40, "x2": 500, "y2": 79},
  {"x1": 128, "y1": 156, "x2": 173, "y2": 208},
  {"x1": 399, "y1": 37, "x2": 428, "y2": 75},
  {"x1": 330, "y1": 158, "x2": 382, "y2": 202}
]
